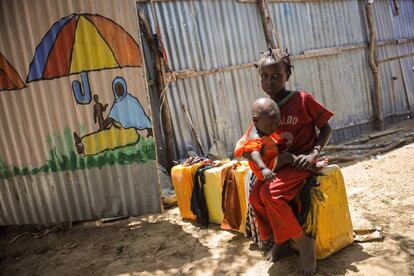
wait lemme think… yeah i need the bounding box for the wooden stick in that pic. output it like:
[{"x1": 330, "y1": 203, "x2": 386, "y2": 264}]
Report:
[
  {"x1": 325, "y1": 142, "x2": 389, "y2": 151},
  {"x1": 368, "y1": 127, "x2": 407, "y2": 139},
  {"x1": 182, "y1": 105, "x2": 206, "y2": 156},
  {"x1": 392, "y1": 0, "x2": 400, "y2": 16},
  {"x1": 341, "y1": 136, "x2": 370, "y2": 146},
  {"x1": 378, "y1": 52, "x2": 414, "y2": 64},
  {"x1": 341, "y1": 127, "x2": 406, "y2": 145},
  {"x1": 138, "y1": 10, "x2": 175, "y2": 171},
  {"x1": 164, "y1": 36, "x2": 414, "y2": 81},
  {"x1": 366, "y1": 0, "x2": 384, "y2": 131},
  {"x1": 327, "y1": 134, "x2": 414, "y2": 163},
  {"x1": 325, "y1": 129, "x2": 413, "y2": 150},
  {"x1": 9, "y1": 232, "x2": 30, "y2": 244},
  {"x1": 258, "y1": 0, "x2": 278, "y2": 48},
  {"x1": 170, "y1": 63, "x2": 255, "y2": 80}
]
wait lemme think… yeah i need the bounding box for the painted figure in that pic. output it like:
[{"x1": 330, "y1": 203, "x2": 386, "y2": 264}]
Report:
[
  {"x1": 108, "y1": 76, "x2": 153, "y2": 137},
  {"x1": 74, "y1": 77, "x2": 152, "y2": 156},
  {"x1": 93, "y1": 94, "x2": 111, "y2": 131}
]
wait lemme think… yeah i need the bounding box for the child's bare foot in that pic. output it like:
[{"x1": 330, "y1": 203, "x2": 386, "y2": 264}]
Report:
[
  {"x1": 307, "y1": 158, "x2": 328, "y2": 174},
  {"x1": 293, "y1": 234, "x2": 316, "y2": 275},
  {"x1": 265, "y1": 241, "x2": 288, "y2": 262}
]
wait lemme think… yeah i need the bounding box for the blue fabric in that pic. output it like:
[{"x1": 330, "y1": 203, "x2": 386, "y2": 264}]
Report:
[
  {"x1": 27, "y1": 15, "x2": 74, "y2": 82},
  {"x1": 108, "y1": 76, "x2": 152, "y2": 130}
]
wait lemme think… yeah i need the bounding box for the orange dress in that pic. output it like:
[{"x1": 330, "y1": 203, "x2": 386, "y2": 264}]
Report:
[{"x1": 234, "y1": 124, "x2": 281, "y2": 181}]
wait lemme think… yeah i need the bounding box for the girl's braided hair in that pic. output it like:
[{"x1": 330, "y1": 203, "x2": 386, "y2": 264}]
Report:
[{"x1": 256, "y1": 48, "x2": 293, "y2": 78}]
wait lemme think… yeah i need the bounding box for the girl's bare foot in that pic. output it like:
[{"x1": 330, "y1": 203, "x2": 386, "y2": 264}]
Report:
[
  {"x1": 293, "y1": 234, "x2": 316, "y2": 275},
  {"x1": 266, "y1": 241, "x2": 289, "y2": 262}
]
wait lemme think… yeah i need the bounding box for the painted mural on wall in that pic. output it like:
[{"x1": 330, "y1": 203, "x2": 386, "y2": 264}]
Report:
[
  {"x1": 0, "y1": 13, "x2": 156, "y2": 181},
  {"x1": 73, "y1": 76, "x2": 153, "y2": 156},
  {"x1": 0, "y1": 53, "x2": 26, "y2": 91},
  {"x1": 26, "y1": 13, "x2": 143, "y2": 101}
]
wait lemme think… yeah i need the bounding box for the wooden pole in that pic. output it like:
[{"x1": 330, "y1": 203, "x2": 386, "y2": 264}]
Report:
[
  {"x1": 366, "y1": 0, "x2": 384, "y2": 131},
  {"x1": 163, "y1": 38, "x2": 414, "y2": 81},
  {"x1": 392, "y1": 0, "x2": 400, "y2": 16},
  {"x1": 138, "y1": 10, "x2": 175, "y2": 171},
  {"x1": 182, "y1": 105, "x2": 206, "y2": 156},
  {"x1": 258, "y1": 0, "x2": 280, "y2": 48},
  {"x1": 378, "y1": 52, "x2": 414, "y2": 64}
]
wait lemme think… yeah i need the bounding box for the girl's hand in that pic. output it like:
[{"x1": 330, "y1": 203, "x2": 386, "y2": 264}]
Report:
[
  {"x1": 293, "y1": 152, "x2": 318, "y2": 170},
  {"x1": 261, "y1": 167, "x2": 276, "y2": 182}
]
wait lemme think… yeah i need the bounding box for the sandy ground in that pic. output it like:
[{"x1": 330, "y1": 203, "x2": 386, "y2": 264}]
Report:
[{"x1": 1, "y1": 140, "x2": 414, "y2": 275}]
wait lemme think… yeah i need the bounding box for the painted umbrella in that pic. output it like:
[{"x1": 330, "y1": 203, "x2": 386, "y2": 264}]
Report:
[
  {"x1": 26, "y1": 13, "x2": 143, "y2": 104},
  {"x1": 0, "y1": 53, "x2": 26, "y2": 91}
]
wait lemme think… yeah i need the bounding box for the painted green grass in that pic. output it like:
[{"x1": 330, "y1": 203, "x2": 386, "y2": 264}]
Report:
[{"x1": 0, "y1": 127, "x2": 156, "y2": 180}]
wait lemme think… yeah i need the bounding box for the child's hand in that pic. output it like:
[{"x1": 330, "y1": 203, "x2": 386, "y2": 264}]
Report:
[{"x1": 261, "y1": 167, "x2": 276, "y2": 182}]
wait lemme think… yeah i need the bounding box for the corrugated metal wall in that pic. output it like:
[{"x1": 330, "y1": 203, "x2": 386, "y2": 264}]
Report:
[
  {"x1": 139, "y1": 0, "x2": 267, "y2": 156},
  {"x1": 138, "y1": 0, "x2": 414, "y2": 157},
  {"x1": 0, "y1": 0, "x2": 162, "y2": 225},
  {"x1": 268, "y1": 0, "x2": 373, "y2": 130},
  {"x1": 374, "y1": 0, "x2": 413, "y2": 116}
]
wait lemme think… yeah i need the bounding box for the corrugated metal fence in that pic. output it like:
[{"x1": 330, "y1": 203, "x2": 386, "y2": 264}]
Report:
[
  {"x1": 138, "y1": 0, "x2": 414, "y2": 158},
  {"x1": 139, "y1": 0, "x2": 267, "y2": 157}
]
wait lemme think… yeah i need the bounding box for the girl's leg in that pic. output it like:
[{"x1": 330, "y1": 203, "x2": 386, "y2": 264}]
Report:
[
  {"x1": 292, "y1": 234, "x2": 316, "y2": 275},
  {"x1": 262, "y1": 166, "x2": 316, "y2": 271},
  {"x1": 261, "y1": 166, "x2": 310, "y2": 244}
]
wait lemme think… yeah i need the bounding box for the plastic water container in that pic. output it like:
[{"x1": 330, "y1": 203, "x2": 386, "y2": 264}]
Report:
[
  {"x1": 232, "y1": 162, "x2": 250, "y2": 234},
  {"x1": 203, "y1": 161, "x2": 250, "y2": 233},
  {"x1": 202, "y1": 162, "x2": 233, "y2": 224},
  {"x1": 172, "y1": 162, "x2": 353, "y2": 258},
  {"x1": 171, "y1": 163, "x2": 204, "y2": 220},
  {"x1": 314, "y1": 165, "x2": 354, "y2": 259}
]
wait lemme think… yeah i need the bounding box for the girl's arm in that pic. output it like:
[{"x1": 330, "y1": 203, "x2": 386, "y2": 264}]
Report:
[
  {"x1": 274, "y1": 152, "x2": 296, "y2": 171},
  {"x1": 312, "y1": 122, "x2": 333, "y2": 153},
  {"x1": 293, "y1": 122, "x2": 333, "y2": 169}
]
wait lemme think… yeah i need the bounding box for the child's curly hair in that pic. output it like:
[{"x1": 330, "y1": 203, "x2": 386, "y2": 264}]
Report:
[{"x1": 256, "y1": 48, "x2": 293, "y2": 78}]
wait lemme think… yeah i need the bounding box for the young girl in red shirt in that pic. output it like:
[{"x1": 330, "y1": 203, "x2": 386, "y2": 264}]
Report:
[{"x1": 242, "y1": 49, "x2": 333, "y2": 276}]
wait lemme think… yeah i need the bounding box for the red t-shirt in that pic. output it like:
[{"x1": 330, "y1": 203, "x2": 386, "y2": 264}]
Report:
[{"x1": 278, "y1": 91, "x2": 334, "y2": 155}]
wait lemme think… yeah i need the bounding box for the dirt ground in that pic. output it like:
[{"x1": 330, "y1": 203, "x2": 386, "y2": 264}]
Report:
[{"x1": 1, "y1": 129, "x2": 414, "y2": 275}]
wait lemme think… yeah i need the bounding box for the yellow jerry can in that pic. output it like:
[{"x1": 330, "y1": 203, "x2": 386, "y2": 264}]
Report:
[
  {"x1": 314, "y1": 165, "x2": 354, "y2": 259},
  {"x1": 171, "y1": 163, "x2": 204, "y2": 220},
  {"x1": 203, "y1": 161, "x2": 250, "y2": 234},
  {"x1": 203, "y1": 162, "x2": 234, "y2": 224},
  {"x1": 232, "y1": 162, "x2": 250, "y2": 234}
]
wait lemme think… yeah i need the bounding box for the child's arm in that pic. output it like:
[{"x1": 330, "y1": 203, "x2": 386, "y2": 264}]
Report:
[
  {"x1": 293, "y1": 122, "x2": 332, "y2": 170},
  {"x1": 242, "y1": 151, "x2": 275, "y2": 181}
]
